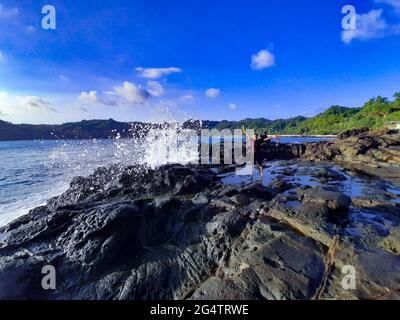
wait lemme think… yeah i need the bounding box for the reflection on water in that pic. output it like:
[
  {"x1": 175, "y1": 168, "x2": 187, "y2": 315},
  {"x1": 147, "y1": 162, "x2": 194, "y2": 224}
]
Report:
[
  {"x1": 220, "y1": 160, "x2": 400, "y2": 205},
  {"x1": 221, "y1": 160, "x2": 400, "y2": 244},
  {"x1": 345, "y1": 208, "x2": 394, "y2": 238}
]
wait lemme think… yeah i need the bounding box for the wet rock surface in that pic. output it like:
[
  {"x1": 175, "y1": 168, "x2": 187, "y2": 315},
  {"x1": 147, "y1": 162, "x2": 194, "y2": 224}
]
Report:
[
  {"x1": 0, "y1": 155, "x2": 399, "y2": 300},
  {"x1": 302, "y1": 129, "x2": 400, "y2": 186}
]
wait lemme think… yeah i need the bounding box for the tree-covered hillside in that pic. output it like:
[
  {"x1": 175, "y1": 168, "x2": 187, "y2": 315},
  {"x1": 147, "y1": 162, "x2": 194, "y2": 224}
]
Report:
[
  {"x1": 295, "y1": 106, "x2": 361, "y2": 135},
  {"x1": 0, "y1": 119, "x2": 145, "y2": 141},
  {"x1": 203, "y1": 92, "x2": 400, "y2": 135},
  {"x1": 296, "y1": 94, "x2": 400, "y2": 134}
]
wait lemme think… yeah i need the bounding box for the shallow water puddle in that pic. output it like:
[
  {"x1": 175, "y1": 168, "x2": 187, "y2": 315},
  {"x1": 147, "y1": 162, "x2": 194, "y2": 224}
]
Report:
[
  {"x1": 344, "y1": 207, "x2": 395, "y2": 238},
  {"x1": 285, "y1": 200, "x2": 302, "y2": 208},
  {"x1": 220, "y1": 160, "x2": 400, "y2": 244},
  {"x1": 219, "y1": 160, "x2": 400, "y2": 205}
]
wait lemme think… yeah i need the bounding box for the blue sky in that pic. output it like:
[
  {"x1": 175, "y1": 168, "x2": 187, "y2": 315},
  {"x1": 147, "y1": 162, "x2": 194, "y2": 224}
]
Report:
[{"x1": 0, "y1": 0, "x2": 400, "y2": 124}]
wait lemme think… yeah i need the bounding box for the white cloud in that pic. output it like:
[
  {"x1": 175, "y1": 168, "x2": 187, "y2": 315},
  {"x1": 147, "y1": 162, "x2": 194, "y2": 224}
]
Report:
[
  {"x1": 114, "y1": 81, "x2": 151, "y2": 104},
  {"x1": 77, "y1": 106, "x2": 88, "y2": 113},
  {"x1": 17, "y1": 96, "x2": 57, "y2": 113},
  {"x1": 0, "y1": 51, "x2": 9, "y2": 64},
  {"x1": 0, "y1": 92, "x2": 9, "y2": 116},
  {"x1": 180, "y1": 94, "x2": 194, "y2": 101},
  {"x1": 59, "y1": 74, "x2": 71, "y2": 83},
  {"x1": 229, "y1": 103, "x2": 237, "y2": 110},
  {"x1": 147, "y1": 81, "x2": 165, "y2": 97},
  {"x1": 79, "y1": 91, "x2": 117, "y2": 106},
  {"x1": 135, "y1": 67, "x2": 182, "y2": 79},
  {"x1": 376, "y1": 0, "x2": 400, "y2": 14},
  {"x1": 0, "y1": 91, "x2": 9, "y2": 101},
  {"x1": 79, "y1": 91, "x2": 100, "y2": 103},
  {"x1": 341, "y1": 10, "x2": 388, "y2": 44},
  {"x1": 251, "y1": 49, "x2": 275, "y2": 70},
  {"x1": 26, "y1": 25, "x2": 35, "y2": 32},
  {"x1": 0, "y1": 93, "x2": 7, "y2": 116},
  {"x1": 0, "y1": 4, "x2": 18, "y2": 18},
  {"x1": 79, "y1": 81, "x2": 152, "y2": 107},
  {"x1": 205, "y1": 88, "x2": 220, "y2": 98}
]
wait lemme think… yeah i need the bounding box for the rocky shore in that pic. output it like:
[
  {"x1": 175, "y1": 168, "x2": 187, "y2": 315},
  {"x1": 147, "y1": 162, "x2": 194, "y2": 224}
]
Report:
[
  {"x1": 0, "y1": 129, "x2": 399, "y2": 300},
  {"x1": 302, "y1": 128, "x2": 400, "y2": 186},
  {"x1": 255, "y1": 127, "x2": 400, "y2": 186}
]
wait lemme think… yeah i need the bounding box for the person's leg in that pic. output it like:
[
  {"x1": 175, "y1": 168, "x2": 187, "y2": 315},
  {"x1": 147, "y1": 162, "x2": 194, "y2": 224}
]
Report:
[
  {"x1": 255, "y1": 155, "x2": 263, "y2": 182},
  {"x1": 253, "y1": 162, "x2": 258, "y2": 181},
  {"x1": 258, "y1": 164, "x2": 264, "y2": 182}
]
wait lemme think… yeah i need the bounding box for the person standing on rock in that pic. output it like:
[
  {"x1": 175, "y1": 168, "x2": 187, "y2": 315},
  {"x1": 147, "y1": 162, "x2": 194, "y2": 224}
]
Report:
[
  {"x1": 242, "y1": 127, "x2": 265, "y2": 182},
  {"x1": 260, "y1": 131, "x2": 271, "y2": 143},
  {"x1": 261, "y1": 130, "x2": 281, "y2": 144}
]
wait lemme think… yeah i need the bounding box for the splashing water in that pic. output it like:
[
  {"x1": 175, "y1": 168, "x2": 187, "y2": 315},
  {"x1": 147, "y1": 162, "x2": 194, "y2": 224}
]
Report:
[
  {"x1": 142, "y1": 122, "x2": 199, "y2": 168},
  {"x1": 0, "y1": 121, "x2": 202, "y2": 226}
]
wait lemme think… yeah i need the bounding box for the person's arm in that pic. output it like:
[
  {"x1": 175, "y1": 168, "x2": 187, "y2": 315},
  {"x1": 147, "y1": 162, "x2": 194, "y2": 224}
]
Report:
[{"x1": 242, "y1": 126, "x2": 254, "y2": 141}]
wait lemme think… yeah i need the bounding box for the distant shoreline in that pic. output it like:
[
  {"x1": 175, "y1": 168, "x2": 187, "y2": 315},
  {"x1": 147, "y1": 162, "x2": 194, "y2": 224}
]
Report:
[
  {"x1": 276, "y1": 135, "x2": 337, "y2": 138},
  {"x1": 0, "y1": 135, "x2": 338, "y2": 144},
  {"x1": 0, "y1": 118, "x2": 341, "y2": 142}
]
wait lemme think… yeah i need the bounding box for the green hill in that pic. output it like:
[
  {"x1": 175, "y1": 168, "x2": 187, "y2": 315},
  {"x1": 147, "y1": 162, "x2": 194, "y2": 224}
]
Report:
[
  {"x1": 298, "y1": 94, "x2": 400, "y2": 134},
  {"x1": 0, "y1": 119, "x2": 142, "y2": 141},
  {"x1": 202, "y1": 92, "x2": 400, "y2": 135},
  {"x1": 295, "y1": 106, "x2": 361, "y2": 135}
]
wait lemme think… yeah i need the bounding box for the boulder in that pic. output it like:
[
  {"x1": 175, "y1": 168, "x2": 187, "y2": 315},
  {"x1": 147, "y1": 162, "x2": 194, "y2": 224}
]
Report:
[
  {"x1": 301, "y1": 129, "x2": 400, "y2": 186},
  {"x1": 300, "y1": 186, "x2": 351, "y2": 211},
  {"x1": 230, "y1": 194, "x2": 250, "y2": 206}
]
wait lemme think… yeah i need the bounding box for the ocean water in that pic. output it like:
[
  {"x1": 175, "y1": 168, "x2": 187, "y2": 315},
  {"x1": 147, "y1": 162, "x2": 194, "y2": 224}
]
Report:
[
  {"x1": 0, "y1": 136, "x2": 333, "y2": 226},
  {"x1": 0, "y1": 139, "x2": 143, "y2": 226}
]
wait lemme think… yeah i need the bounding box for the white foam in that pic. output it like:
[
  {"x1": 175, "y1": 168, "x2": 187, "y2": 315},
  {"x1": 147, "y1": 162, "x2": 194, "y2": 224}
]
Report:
[{"x1": 0, "y1": 122, "x2": 201, "y2": 227}]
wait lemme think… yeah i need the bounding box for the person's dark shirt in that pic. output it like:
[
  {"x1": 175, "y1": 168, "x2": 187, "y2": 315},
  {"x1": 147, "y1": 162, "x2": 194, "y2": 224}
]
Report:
[{"x1": 254, "y1": 137, "x2": 262, "y2": 156}]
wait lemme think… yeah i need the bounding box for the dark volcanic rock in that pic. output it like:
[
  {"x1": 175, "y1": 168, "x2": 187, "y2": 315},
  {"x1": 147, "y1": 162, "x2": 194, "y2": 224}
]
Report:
[
  {"x1": 300, "y1": 186, "x2": 351, "y2": 211},
  {"x1": 230, "y1": 194, "x2": 250, "y2": 206},
  {"x1": 0, "y1": 161, "x2": 399, "y2": 300},
  {"x1": 268, "y1": 178, "x2": 294, "y2": 193},
  {"x1": 301, "y1": 129, "x2": 400, "y2": 186},
  {"x1": 337, "y1": 127, "x2": 370, "y2": 140},
  {"x1": 213, "y1": 129, "x2": 399, "y2": 186}
]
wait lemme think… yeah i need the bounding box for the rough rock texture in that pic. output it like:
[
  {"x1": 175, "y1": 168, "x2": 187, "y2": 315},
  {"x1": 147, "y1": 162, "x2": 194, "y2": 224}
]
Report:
[
  {"x1": 302, "y1": 129, "x2": 400, "y2": 186},
  {"x1": 0, "y1": 161, "x2": 399, "y2": 300},
  {"x1": 221, "y1": 129, "x2": 399, "y2": 186},
  {"x1": 217, "y1": 141, "x2": 305, "y2": 165}
]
